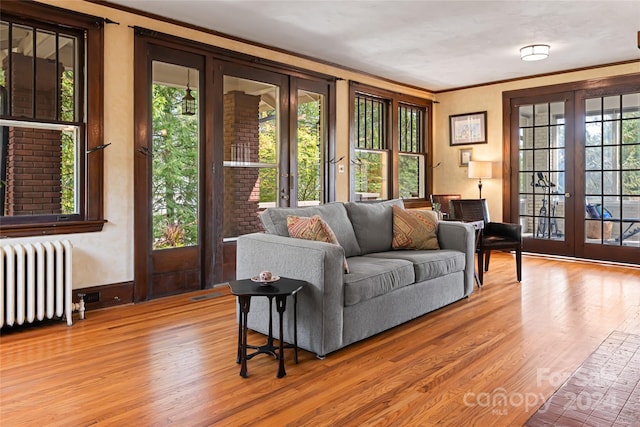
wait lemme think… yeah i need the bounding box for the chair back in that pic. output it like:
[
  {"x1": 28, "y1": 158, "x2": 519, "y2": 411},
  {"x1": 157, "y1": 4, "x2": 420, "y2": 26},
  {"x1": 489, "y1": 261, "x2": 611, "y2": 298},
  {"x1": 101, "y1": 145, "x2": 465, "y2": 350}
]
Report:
[
  {"x1": 430, "y1": 194, "x2": 461, "y2": 218},
  {"x1": 449, "y1": 199, "x2": 491, "y2": 223}
]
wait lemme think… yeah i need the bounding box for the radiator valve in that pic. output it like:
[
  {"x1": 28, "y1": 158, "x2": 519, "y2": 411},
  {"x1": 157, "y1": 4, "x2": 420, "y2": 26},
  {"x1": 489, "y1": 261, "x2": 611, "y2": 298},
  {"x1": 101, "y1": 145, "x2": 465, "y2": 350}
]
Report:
[{"x1": 73, "y1": 293, "x2": 86, "y2": 320}]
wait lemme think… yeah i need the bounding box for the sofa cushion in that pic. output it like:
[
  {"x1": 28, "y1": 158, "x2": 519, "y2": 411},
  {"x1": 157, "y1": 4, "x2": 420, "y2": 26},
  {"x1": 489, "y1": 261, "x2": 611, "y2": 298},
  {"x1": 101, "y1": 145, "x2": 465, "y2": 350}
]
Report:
[
  {"x1": 343, "y1": 256, "x2": 415, "y2": 306},
  {"x1": 345, "y1": 199, "x2": 404, "y2": 255},
  {"x1": 287, "y1": 215, "x2": 349, "y2": 273},
  {"x1": 366, "y1": 249, "x2": 465, "y2": 283},
  {"x1": 260, "y1": 203, "x2": 361, "y2": 257},
  {"x1": 392, "y1": 206, "x2": 440, "y2": 250}
]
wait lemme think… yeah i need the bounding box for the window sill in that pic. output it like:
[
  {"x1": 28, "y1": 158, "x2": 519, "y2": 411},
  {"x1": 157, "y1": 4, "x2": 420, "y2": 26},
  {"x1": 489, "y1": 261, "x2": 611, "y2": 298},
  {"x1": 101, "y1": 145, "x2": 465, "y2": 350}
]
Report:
[{"x1": 0, "y1": 220, "x2": 107, "y2": 238}]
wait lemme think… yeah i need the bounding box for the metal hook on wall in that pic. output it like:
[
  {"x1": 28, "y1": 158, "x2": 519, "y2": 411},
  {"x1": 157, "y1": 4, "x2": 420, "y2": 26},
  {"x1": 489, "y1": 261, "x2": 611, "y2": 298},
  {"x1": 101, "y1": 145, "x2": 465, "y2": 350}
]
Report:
[
  {"x1": 327, "y1": 156, "x2": 345, "y2": 165},
  {"x1": 86, "y1": 142, "x2": 112, "y2": 154}
]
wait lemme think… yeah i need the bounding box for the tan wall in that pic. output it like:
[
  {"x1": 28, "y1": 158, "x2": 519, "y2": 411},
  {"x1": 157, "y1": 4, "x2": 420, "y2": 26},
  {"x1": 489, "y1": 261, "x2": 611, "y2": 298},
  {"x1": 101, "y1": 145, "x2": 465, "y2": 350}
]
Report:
[
  {"x1": 433, "y1": 63, "x2": 640, "y2": 221},
  {"x1": 18, "y1": 0, "x2": 434, "y2": 289},
  {"x1": 13, "y1": 1, "x2": 637, "y2": 290}
]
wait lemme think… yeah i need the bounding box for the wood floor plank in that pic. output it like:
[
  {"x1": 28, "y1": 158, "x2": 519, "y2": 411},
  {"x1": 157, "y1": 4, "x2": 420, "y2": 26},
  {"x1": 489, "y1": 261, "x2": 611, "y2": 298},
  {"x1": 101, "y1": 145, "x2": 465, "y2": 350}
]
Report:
[{"x1": 1, "y1": 253, "x2": 639, "y2": 426}]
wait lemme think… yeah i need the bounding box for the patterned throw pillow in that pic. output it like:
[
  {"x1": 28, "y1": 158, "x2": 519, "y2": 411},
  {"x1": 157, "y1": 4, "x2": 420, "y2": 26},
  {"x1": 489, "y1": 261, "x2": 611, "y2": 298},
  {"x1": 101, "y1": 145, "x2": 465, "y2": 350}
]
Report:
[
  {"x1": 287, "y1": 215, "x2": 350, "y2": 273},
  {"x1": 391, "y1": 205, "x2": 440, "y2": 250}
]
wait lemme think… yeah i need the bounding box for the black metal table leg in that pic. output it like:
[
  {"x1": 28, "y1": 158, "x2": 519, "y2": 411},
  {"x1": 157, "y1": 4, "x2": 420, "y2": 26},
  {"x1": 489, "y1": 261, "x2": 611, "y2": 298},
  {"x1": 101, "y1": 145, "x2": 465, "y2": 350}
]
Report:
[
  {"x1": 275, "y1": 294, "x2": 287, "y2": 378},
  {"x1": 237, "y1": 295, "x2": 251, "y2": 378}
]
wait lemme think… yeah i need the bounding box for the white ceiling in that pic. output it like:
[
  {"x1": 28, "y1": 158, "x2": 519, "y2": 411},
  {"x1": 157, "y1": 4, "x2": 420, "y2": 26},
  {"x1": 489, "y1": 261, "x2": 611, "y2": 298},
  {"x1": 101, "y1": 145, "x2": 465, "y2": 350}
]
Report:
[{"x1": 109, "y1": 0, "x2": 640, "y2": 92}]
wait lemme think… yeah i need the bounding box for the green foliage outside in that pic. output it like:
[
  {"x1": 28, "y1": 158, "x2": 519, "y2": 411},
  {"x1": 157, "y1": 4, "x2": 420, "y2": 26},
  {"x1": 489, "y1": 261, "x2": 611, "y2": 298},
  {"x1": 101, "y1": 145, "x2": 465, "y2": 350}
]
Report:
[
  {"x1": 399, "y1": 154, "x2": 420, "y2": 198},
  {"x1": 355, "y1": 151, "x2": 384, "y2": 196},
  {"x1": 257, "y1": 100, "x2": 323, "y2": 204},
  {"x1": 296, "y1": 100, "x2": 322, "y2": 202},
  {"x1": 151, "y1": 84, "x2": 199, "y2": 249},
  {"x1": 60, "y1": 70, "x2": 75, "y2": 214}
]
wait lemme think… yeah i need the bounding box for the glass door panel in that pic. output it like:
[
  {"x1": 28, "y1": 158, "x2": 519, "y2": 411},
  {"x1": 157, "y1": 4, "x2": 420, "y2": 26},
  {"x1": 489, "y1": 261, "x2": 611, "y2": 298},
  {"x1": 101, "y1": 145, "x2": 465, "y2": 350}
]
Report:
[
  {"x1": 151, "y1": 62, "x2": 200, "y2": 250},
  {"x1": 296, "y1": 89, "x2": 324, "y2": 206},
  {"x1": 584, "y1": 93, "x2": 640, "y2": 247},
  {"x1": 518, "y1": 101, "x2": 566, "y2": 241},
  {"x1": 222, "y1": 75, "x2": 280, "y2": 239}
]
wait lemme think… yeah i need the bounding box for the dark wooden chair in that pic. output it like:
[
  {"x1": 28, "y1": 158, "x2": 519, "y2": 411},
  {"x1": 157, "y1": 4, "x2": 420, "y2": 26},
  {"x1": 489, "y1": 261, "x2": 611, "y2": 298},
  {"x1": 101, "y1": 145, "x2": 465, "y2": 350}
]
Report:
[
  {"x1": 430, "y1": 194, "x2": 461, "y2": 219},
  {"x1": 450, "y1": 199, "x2": 522, "y2": 285}
]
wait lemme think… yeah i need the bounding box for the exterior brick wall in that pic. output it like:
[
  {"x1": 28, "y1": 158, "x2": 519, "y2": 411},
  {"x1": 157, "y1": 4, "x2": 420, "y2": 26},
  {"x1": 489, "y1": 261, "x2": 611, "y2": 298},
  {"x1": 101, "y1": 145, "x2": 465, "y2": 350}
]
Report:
[
  {"x1": 3, "y1": 54, "x2": 62, "y2": 215},
  {"x1": 223, "y1": 91, "x2": 264, "y2": 238}
]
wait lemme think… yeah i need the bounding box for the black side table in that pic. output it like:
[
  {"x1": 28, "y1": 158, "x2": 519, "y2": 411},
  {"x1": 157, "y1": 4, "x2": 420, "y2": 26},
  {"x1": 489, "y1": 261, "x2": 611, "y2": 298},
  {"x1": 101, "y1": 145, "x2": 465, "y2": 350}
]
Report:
[{"x1": 228, "y1": 277, "x2": 306, "y2": 378}]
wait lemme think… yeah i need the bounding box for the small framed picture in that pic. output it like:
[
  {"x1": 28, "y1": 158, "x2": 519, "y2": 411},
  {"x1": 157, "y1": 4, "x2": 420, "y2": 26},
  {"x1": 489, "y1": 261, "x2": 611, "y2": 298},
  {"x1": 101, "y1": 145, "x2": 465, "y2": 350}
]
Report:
[
  {"x1": 459, "y1": 148, "x2": 472, "y2": 167},
  {"x1": 449, "y1": 111, "x2": 487, "y2": 145}
]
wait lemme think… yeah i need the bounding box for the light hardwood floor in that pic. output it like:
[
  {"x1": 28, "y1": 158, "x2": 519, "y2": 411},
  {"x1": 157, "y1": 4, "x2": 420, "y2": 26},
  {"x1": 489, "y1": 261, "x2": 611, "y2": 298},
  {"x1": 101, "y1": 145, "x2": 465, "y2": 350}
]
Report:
[{"x1": 1, "y1": 253, "x2": 639, "y2": 426}]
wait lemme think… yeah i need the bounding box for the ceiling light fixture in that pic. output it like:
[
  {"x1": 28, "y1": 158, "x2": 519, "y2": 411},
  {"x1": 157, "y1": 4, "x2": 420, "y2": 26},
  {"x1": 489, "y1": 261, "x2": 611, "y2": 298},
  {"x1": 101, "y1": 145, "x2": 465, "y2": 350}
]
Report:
[{"x1": 520, "y1": 44, "x2": 550, "y2": 61}]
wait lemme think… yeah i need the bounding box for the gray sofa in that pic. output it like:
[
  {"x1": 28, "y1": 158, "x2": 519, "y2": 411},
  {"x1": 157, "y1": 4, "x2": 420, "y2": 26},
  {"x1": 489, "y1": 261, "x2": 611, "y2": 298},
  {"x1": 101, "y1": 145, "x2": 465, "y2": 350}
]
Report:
[{"x1": 236, "y1": 200, "x2": 476, "y2": 358}]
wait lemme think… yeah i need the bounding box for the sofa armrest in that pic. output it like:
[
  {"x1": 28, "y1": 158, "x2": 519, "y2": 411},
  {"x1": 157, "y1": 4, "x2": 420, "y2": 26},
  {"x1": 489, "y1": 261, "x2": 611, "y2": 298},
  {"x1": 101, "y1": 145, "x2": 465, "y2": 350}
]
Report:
[
  {"x1": 437, "y1": 221, "x2": 476, "y2": 296},
  {"x1": 236, "y1": 233, "x2": 346, "y2": 356}
]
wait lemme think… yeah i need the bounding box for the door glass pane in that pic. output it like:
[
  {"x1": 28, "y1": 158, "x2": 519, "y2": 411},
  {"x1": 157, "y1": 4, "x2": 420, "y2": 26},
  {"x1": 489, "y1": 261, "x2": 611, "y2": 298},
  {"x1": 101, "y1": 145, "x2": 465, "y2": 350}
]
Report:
[
  {"x1": 297, "y1": 89, "x2": 323, "y2": 206},
  {"x1": 151, "y1": 62, "x2": 199, "y2": 250},
  {"x1": 518, "y1": 102, "x2": 566, "y2": 241},
  {"x1": 584, "y1": 93, "x2": 640, "y2": 247},
  {"x1": 223, "y1": 76, "x2": 279, "y2": 239},
  {"x1": 622, "y1": 94, "x2": 640, "y2": 119}
]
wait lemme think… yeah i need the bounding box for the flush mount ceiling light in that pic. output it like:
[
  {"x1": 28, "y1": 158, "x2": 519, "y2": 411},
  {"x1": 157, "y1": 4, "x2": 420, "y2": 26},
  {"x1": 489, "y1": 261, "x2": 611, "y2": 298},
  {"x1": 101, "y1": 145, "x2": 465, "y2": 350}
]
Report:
[{"x1": 520, "y1": 44, "x2": 550, "y2": 61}]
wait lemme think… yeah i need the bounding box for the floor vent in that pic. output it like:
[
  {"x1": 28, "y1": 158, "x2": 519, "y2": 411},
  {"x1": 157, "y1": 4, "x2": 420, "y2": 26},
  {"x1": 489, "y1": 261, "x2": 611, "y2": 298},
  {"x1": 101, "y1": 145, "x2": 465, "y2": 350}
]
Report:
[{"x1": 190, "y1": 292, "x2": 223, "y2": 302}]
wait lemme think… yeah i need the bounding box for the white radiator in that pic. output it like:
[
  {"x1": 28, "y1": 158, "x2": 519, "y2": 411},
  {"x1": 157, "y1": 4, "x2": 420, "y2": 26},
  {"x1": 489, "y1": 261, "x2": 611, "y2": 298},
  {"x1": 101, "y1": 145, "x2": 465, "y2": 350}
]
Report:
[{"x1": 1, "y1": 240, "x2": 73, "y2": 327}]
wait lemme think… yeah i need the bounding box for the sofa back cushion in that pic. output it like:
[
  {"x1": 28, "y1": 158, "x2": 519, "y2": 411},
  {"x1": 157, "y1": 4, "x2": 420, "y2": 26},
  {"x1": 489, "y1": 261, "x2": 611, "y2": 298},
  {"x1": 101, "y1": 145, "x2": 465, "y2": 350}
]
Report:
[
  {"x1": 345, "y1": 199, "x2": 404, "y2": 255},
  {"x1": 259, "y1": 202, "x2": 361, "y2": 257}
]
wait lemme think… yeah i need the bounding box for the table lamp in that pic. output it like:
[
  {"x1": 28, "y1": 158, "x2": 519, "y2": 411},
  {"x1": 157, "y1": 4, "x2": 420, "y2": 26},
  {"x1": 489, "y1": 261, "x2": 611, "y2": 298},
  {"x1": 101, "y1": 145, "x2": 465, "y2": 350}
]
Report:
[{"x1": 468, "y1": 161, "x2": 492, "y2": 199}]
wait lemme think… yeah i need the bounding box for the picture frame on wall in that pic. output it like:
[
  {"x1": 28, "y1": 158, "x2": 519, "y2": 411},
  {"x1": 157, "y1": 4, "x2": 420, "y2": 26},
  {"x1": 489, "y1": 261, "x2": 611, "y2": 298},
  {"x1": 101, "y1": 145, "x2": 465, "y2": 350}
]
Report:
[
  {"x1": 459, "y1": 148, "x2": 472, "y2": 167},
  {"x1": 449, "y1": 111, "x2": 487, "y2": 145}
]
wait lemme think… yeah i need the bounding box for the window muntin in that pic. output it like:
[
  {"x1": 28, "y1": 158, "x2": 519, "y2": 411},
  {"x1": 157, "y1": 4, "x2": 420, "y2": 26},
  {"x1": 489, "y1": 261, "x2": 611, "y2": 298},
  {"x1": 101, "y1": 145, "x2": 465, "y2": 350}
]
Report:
[{"x1": 0, "y1": 4, "x2": 102, "y2": 236}]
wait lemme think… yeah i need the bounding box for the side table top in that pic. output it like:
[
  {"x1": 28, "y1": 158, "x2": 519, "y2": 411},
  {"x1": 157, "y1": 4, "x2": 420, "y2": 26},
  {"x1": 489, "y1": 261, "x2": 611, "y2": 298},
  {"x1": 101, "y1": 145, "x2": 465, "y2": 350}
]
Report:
[{"x1": 228, "y1": 277, "x2": 306, "y2": 297}]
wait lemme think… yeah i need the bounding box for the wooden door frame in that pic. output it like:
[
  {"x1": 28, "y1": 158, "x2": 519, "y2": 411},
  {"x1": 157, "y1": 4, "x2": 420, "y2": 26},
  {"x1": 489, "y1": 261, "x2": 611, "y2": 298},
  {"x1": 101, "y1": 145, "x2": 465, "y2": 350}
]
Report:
[
  {"x1": 133, "y1": 35, "x2": 211, "y2": 302},
  {"x1": 503, "y1": 73, "x2": 640, "y2": 264}
]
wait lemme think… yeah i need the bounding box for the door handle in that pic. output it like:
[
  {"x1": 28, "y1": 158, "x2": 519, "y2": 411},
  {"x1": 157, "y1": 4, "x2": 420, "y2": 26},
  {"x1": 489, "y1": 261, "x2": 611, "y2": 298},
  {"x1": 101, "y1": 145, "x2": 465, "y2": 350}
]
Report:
[{"x1": 565, "y1": 193, "x2": 571, "y2": 198}]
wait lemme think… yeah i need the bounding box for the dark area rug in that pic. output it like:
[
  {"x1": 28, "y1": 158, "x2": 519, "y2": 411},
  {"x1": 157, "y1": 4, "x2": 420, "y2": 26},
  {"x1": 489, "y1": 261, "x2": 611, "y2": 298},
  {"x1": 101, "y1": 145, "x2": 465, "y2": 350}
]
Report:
[{"x1": 526, "y1": 331, "x2": 640, "y2": 427}]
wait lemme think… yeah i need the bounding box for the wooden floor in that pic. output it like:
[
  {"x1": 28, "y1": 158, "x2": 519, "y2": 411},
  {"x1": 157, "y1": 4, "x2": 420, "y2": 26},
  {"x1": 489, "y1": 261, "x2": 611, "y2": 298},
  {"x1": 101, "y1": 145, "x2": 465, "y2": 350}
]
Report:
[{"x1": 1, "y1": 253, "x2": 640, "y2": 426}]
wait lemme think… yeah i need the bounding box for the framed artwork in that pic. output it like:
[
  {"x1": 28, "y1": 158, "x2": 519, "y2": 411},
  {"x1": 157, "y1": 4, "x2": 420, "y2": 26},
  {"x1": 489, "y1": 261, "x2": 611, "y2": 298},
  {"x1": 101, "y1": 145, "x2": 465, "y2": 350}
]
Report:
[
  {"x1": 449, "y1": 111, "x2": 487, "y2": 145},
  {"x1": 459, "y1": 148, "x2": 472, "y2": 167}
]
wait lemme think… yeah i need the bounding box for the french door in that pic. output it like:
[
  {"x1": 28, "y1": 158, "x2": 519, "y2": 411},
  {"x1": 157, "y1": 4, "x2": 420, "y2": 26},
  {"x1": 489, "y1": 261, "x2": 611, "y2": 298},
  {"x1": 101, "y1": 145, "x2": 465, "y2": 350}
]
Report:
[
  {"x1": 134, "y1": 43, "x2": 212, "y2": 301},
  {"x1": 508, "y1": 77, "x2": 640, "y2": 265},
  {"x1": 133, "y1": 35, "x2": 335, "y2": 300},
  {"x1": 221, "y1": 63, "x2": 332, "y2": 241}
]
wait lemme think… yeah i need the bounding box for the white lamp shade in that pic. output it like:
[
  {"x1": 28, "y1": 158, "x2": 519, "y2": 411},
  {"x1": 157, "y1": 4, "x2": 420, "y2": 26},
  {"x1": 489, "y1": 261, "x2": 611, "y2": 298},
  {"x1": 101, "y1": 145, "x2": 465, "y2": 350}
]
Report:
[
  {"x1": 520, "y1": 44, "x2": 549, "y2": 61},
  {"x1": 468, "y1": 161, "x2": 492, "y2": 179}
]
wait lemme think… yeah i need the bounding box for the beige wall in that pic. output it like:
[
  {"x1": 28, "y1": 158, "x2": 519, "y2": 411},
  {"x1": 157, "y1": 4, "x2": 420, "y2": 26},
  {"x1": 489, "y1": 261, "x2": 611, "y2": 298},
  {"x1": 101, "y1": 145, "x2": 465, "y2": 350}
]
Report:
[
  {"x1": 433, "y1": 63, "x2": 640, "y2": 221},
  {"x1": 12, "y1": 1, "x2": 638, "y2": 290},
  {"x1": 19, "y1": 0, "x2": 434, "y2": 290}
]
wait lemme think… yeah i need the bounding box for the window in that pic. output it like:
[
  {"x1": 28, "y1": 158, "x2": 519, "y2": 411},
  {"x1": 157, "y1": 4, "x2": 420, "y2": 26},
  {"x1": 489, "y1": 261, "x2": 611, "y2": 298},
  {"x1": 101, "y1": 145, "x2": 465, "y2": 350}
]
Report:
[
  {"x1": 351, "y1": 83, "x2": 431, "y2": 201},
  {"x1": 398, "y1": 104, "x2": 425, "y2": 199},
  {"x1": 0, "y1": 2, "x2": 104, "y2": 237},
  {"x1": 354, "y1": 93, "x2": 389, "y2": 200}
]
